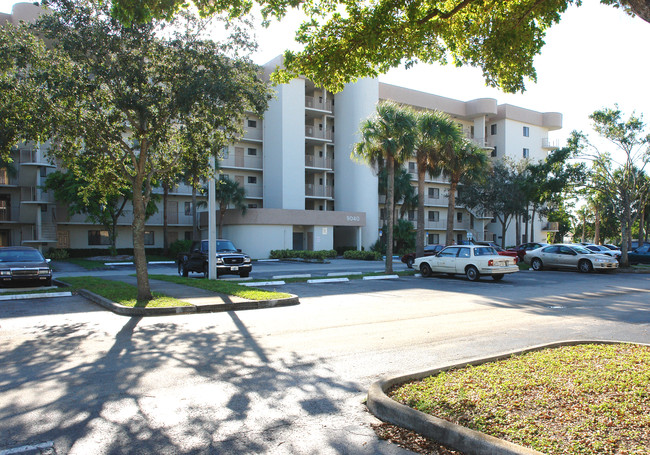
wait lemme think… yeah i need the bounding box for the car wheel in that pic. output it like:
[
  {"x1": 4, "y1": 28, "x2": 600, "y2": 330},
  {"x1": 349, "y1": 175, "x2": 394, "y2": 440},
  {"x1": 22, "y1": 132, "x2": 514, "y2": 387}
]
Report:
[
  {"x1": 180, "y1": 263, "x2": 189, "y2": 277},
  {"x1": 531, "y1": 258, "x2": 543, "y2": 271},
  {"x1": 466, "y1": 265, "x2": 480, "y2": 281},
  {"x1": 492, "y1": 273, "x2": 504, "y2": 281},
  {"x1": 578, "y1": 259, "x2": 593, "y2": 273},
  {"x1": 406, "y1": 257, "x2": 414, "y2": 269},
  {"x1": 43, "y1": 278, "x2": 52, "y2": 287},
  {"x1": 239, "y1": 271, "x2": 249, "y2": 278},
  {"x1": 419, "y1": 263, "x2": 433, "y2": 278}
]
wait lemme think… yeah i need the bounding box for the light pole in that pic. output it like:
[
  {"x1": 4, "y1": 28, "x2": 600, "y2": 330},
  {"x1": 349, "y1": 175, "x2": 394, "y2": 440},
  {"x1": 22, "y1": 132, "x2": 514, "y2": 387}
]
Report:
[{"x1": 208, "y1": 155, "x2": 216, "y2": 279}]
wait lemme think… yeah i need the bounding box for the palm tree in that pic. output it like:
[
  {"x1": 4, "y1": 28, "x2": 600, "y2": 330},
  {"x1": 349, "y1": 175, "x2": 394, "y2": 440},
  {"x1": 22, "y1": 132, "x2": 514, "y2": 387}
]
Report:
[
  {"x1": 413, "y1": 111, "x2": 462, "y2": 257},
  {"x1": 354, "y1": 102, "x2": 416, "y2": 273},
  {"x1": 442, "y1": 140, "x2": 490, "y2": 245},
  {"x1": 215, "y1": 176, "x2": 247, "y2": 239}
]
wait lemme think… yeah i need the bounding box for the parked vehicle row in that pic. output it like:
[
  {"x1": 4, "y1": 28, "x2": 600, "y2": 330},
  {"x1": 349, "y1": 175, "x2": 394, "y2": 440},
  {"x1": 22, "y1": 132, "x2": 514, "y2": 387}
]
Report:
[
  {"x1": 414, "y1": 245, "x2": 519, "y2": 282},
  {"x1": 523, "y1": 244, "x2": 618, "y2": 272},
  {"x1": 0, "y1": 247, "x2": 52, "y2": 287}
]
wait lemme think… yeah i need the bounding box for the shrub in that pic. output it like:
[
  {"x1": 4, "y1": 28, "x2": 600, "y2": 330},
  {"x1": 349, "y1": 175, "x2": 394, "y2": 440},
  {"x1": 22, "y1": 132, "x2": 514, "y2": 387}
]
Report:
[
  {"x1": 343, "y1": 250, "x2": 381, "y2": 261},
  {"x1": 45, "y1": 248, "x2": 70, "y2": 260},
  {"x1": 335, "y1": 246, "x2": 356, "y2": 256},
  {"x1": 269, "y1": 249, "x2": 337, "y2": 260},
  {"x1": 168, "y1": 239, "x2": 193, "y2": 259}
]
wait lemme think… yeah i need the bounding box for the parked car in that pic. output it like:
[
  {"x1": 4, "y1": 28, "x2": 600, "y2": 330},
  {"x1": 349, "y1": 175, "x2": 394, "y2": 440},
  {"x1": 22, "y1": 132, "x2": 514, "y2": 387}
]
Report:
[
  {"x1": 628, "y1": 244, "x2": 650, "y2": 265},
  {"x1": 474, "y1": 241, "x2": 518, "y2": 261},
  {"x1": 584, "y1": 244, "x2": 621, "y2": 261},
  {"x1": 414, "y1": 245, "x2": 519, "y2": 281},
  {"x1": 524, "y1": 244, "x2": 618, "y2": 272},
  {"x1": 603, "y1": 244, "x2": 620, "y2": 251},
  {"x1": 177, "y1": 239, "x2": 252, "y2": 278},
  {"x1": 0, "y1": 247, "x2": 52, "y2": 287},
  {"x1": 506, "y1": 242, "x2": 548, "y2": 262},
  {"x1": 401, "y1": 244, "x2": 444, "y2": 268}
]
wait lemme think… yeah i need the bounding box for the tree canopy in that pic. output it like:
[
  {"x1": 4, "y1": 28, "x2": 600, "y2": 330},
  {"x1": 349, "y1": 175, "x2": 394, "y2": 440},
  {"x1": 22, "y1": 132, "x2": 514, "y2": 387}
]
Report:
[
  {"x1": 109, "y1": 0, "x2": 650, "y2": 93},
  {"x1": 2, "y1": 0, "x2": 272, "y2": 300}
]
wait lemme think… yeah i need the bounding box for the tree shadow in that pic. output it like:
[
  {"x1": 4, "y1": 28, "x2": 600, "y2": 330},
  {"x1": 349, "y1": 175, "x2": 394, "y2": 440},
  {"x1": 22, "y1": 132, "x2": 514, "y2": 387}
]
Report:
[{"x1": 0, "y1": 311, "x2": 377, "y2": 454}]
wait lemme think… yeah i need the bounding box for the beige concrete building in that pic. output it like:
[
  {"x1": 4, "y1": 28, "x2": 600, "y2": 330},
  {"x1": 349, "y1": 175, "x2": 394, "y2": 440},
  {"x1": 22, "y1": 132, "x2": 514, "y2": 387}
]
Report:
[{"x1": 2, "y1": 3, "x2": 562, "y2": 258}]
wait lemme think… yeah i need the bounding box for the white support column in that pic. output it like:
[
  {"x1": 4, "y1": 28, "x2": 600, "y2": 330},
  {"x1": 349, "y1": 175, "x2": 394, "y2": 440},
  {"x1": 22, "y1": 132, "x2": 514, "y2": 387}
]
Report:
[{"x1": 208, "y1": 156, "x2": 216, "y2": 279}]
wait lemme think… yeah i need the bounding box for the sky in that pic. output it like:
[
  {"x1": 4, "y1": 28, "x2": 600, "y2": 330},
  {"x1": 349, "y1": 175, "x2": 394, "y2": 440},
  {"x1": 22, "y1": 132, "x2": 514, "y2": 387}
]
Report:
[{"x1": 3, "y1": 0, "x2": 649, "y2": 147}]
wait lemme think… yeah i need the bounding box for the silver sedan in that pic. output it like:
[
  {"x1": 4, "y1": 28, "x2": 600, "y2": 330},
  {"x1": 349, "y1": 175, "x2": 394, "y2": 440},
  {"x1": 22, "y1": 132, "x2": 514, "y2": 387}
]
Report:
[{"x1": 524, "y1": 244, "x2": 618, "y2": 273}]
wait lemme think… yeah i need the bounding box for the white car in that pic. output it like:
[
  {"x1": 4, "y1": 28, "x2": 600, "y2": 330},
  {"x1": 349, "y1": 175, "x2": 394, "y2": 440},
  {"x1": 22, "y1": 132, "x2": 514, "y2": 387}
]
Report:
[{"x1": 414, "y1": 245, "x2": 519, "y2": 281}]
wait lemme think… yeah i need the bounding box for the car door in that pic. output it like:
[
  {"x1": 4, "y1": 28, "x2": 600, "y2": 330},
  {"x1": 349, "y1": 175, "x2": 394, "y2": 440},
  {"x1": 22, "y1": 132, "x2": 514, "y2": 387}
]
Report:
[
  {"x1": 630, "y1": 245, "x2": 650, "y2": 264},
  {"x1": 435, "y1": 247, "x2": 460, "y2": 273},
  {"x1": 538, "y1": 245, "x2": 561, "y2": 267},
  {"x1": 454, "y1": 247, "x2": 472, "y2": 273},
  {"x1": 558, "y1": 246, "x2": 579, "y2": 268}
]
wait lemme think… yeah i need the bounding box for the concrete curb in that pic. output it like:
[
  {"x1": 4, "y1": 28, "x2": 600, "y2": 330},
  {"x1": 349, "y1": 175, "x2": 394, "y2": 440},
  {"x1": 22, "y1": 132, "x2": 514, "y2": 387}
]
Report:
[
  {"x1": 367, "y1": 340, "x2": 649, "y2": 455},
  {"x1": 73, "y1": 287, "x2": 299, "y2": 317}
]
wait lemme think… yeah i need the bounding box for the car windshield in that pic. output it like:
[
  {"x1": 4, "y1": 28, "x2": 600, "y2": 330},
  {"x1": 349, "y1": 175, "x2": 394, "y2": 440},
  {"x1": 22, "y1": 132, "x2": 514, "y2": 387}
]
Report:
[
  {"x1": 216, "y1": 241, "x2": 238, "y2": 252},
  {"x1": 474, "y1": 247, "x2": 498, "y2": 256},
  {"x1": 0, "y1": 250, "x2": 45, "y2": 263}
]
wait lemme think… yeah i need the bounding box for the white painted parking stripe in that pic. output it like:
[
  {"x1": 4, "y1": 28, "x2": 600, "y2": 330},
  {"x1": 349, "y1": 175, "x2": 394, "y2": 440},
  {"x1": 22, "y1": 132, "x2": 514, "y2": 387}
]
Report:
[
  {"x1": 327, "y1": 271, "x2": 362, "y2": 277},
  {"x1": 272, "y1": 274, "x2": 311, "y2": 279},
  {"x1": 307, "y1": 278, "x2": 349, "y2": 284},
  {"x1": 363, "y1": 275, "x2": 399, "y2": 280},
  {"x1": 0, "y1": 292, "x2": 72, "y2": 301},
  {"x1": 241, "y1": 281, "x2": 286, "y2": 287},
  {"x1": 1, "y1": 441, "x2": 54, "y2": 455}
]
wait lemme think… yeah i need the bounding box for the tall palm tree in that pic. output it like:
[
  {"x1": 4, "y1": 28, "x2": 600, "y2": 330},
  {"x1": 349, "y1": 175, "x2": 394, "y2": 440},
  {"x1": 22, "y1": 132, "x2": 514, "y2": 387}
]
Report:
[
  {"x1": 215, "y1": 176, "x2": 247, "y2": 239},
  {"x1": 354, "y1": 102, "x2": 416, "y2": 273},
  {"x1": 413, "y1": 111, "x2": 462, "y2": 257},
  {"x1": 442, "y1": 140, "x2": 490, "y2": 245}
]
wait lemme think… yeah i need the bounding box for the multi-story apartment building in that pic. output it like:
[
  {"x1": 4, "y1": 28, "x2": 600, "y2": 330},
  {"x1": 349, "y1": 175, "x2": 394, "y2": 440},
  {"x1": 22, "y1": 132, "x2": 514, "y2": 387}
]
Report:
[{"x1": 2, "y1": 3, "x2": 562, "y2": 258}]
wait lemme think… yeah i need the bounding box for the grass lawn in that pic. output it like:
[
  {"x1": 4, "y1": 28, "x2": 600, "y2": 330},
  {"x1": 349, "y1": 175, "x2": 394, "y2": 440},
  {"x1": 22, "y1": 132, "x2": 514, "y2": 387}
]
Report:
[
  {"x1": 389, "y1": 343, "x2": 650, "y2": 455},
  {"x1": 148, "y1": 274, "x2": 291, "y2": 300},
  {"x1": 59, "y1": 276, "x2": 191, "y2": 308}
]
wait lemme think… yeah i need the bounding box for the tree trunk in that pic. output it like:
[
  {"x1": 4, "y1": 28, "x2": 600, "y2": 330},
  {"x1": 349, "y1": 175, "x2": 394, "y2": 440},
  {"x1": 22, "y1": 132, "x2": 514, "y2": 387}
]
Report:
[
  {"x1": 620, "y1": 215, "x2": 629, "y2": 267},
  {"x1": 524, "y1": 206, "x2": 529, "y2": 243},
  {"x1": 530, "y1": 207, "x2": 536, "y2": 243},
  {"x1": 110, "y1": 214, "x2": 118, "y2": 255},
  {"x1": 581, "y1": 211, "x2": 586, "y2": 243},
  {"x1": 218, "y1": 208, "x2": 225, "y2": 239},
  {"x1": 638, "y1": 206, "x2": 645, "y2": 247},
  {"x1": 191, "y1": 184, "x2": 199, "y2": 241},
  {"x1": 446, "y1": 179, "x2": 458, "y2": 245},
  {"x1": 416, "y1": 164, "x2": 426, "y2": 257},
  {"x1": 515, "y1": 214, "x2": 521, "y2": 246},
  {"x1": 132, "y1": 180, "x2": 152, "y2": 301},
  {"x1": 501, "y1": 217, "x2": 508, "y2": 248},
  {"x1": 385, "y1": 157, "x2": 395, "y2": 273},
  {"x1": 163, "y1": 183, "x2": 169, "y2": 256},
  {"x1": 594, "y1": 208, "x2": 601, "y2": 244}
]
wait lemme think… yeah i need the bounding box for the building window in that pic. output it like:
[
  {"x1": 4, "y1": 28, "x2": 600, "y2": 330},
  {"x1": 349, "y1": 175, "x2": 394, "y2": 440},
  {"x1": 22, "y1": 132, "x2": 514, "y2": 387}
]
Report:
[
  {"x1": 491, "y1": 146, "x2": 497, "y2": 157},
  {"x1": 247, "y1": 148, "x2": 257, "y2": 156},
  {"x1": 428, "y1": 211, "x2": 439, "y2": 222},
  {"x1": 185, "y1": 202, "x2": 192, "y2": 216},
  {"x1": 470, "y1": 126, "x2": 475, "y2": 138},
  {"x1": 88, "y1": 230, "x2": 110, "y2": 245},
  {"x1": 184, "y1": 231, "x2": 192, "y2": 241},
  {"x1": 247, "y1": 176, "x2": 257, "y2": 184},
  {"x1": 247, "y1": 119, "x2": 257, "y2": 128},
  {"x1": 457, "y1": 212, "x2": 463, "y2": 222},
  {"x1": 408, "y1": 210, "x2": 415, "y2": 221},
  {"x1": 408, "y1": 162, "x2": 416, "y2": 173},
  {"x1": 144, "y1": 231, "x2": 154, "y2": 245},
  {"x1": 428, "y1": 233, "x2": 440, "y2": 244},
  {"x1": 380, "y1": 208, "x2": 386, "y2": 220},
  {"x1": 523, "y1": 126, "x2": 530, "y2": 137},
  {"x1": 491, "y1": 213, "x2": 497, "y2": 223},
  {"x1": 319, "y1": 123, "x2": 323, "y2": 131},
  {"x1": 428, "y1": 187, "x2": 439, "y2": 199},
  {"x1": 40, "y1": 167, "x2": 47, "y2": 178},
  {"x1": 248, "y1": 203, "x2": 257, "y2": 208},
  {"x1": 523, "y1": 148, "x2": 529, "y2": 158},
  {"x1": 490, "y1": 124, "x2": 497, "y2": 135}
]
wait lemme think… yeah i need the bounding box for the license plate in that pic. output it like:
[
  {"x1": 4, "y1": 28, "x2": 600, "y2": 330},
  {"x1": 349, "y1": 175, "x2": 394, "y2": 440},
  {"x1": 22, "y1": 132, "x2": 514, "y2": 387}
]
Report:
[{"x1": 230, "y1": 266, "x2": 239, "y2": 271}]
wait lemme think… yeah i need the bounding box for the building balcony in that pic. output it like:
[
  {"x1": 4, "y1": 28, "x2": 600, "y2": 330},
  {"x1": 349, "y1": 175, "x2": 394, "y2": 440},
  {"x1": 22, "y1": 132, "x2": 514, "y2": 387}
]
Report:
[
  {"x1": 305, "y1": 155, "x2": 333, "y2": 170},
  {"x1": 305, "y1": 184, "x2": 333, "y2": 198},
  {"x1": 0, "y1": 206, "x2": 21, "y2": 222},
  {"x1": 542, "y1": 138, "x2": 560, "y2": 150},
  {"x1": 305, "y1": 96, "x2": 333, "y2": 113},
  {"x1": 244, "y1": 184, "x2": 263, "y2": 198},
  {"x1": 542, "y1": 222, "x2": 559, "y2": 231},
  {"x1": 305, "y1": 126, "x2": 334, "y2": 142},
  {"x1": 20, "y1": 187, "x2": 54, "y2": 204},
  {"x1": 220, "y1": 154, "x2": 263, "y2": 170}
]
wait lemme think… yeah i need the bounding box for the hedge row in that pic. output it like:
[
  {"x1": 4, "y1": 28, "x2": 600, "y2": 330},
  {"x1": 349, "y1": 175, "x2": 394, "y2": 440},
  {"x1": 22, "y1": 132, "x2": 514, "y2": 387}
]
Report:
[
  {"x1": 343, "y1": 250, "x2": 381, "y2": 261},
  {"x1": 269, "y1": 249, "x2": 338, "y2": 260}
]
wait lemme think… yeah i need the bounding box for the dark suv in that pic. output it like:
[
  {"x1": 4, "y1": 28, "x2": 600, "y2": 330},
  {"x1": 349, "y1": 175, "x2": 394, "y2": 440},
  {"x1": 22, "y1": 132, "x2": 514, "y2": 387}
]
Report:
[{"x1": 177, "y1": 239, "x2": 252, "y2": 278}]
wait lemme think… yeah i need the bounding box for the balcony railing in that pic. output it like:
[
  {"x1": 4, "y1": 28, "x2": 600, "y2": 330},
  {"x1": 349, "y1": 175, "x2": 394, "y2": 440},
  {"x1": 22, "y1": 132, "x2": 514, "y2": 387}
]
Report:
[
  {"x1": 244, "y1": 184, "x2": 263, "y2": 198},
  {"x1": 0, "y1": 206, "x2": 20, "y2": 222},
  {"x1": 305, "y1": 155, "x2": 334, "y2": 169},
  {"x1": 305, "y1": 96, "x2": 333, "y2": 113},
  {"x1": 305, "y1": 184, "x2": 333, "y2": 198},
  {"x1": 542, "y1": 138, "x2": 560, "y2": 149},
  {"x1": 20, "y1": 187, "x2": 54, "y2": 203},
  {"x1": 221, "y1": 155, "x2": 263, "y2": 169},
  {"x1": 305, "y1": 126, "x2": 334, "y2": 141}
]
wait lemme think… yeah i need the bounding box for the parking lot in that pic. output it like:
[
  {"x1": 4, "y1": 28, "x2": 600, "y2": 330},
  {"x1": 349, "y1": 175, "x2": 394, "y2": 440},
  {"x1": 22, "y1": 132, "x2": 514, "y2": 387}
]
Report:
[{"x1": 1, "y1": 262, "x2": 649, "y2": 454}]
